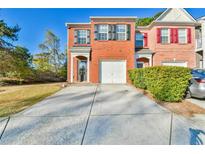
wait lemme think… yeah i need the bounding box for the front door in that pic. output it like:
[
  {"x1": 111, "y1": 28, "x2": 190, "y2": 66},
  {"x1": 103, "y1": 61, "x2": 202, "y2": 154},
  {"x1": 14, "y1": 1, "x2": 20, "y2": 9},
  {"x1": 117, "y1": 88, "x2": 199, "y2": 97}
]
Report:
[{"x1": 78, "y1": 60, "x2": 87, "y2": 82}]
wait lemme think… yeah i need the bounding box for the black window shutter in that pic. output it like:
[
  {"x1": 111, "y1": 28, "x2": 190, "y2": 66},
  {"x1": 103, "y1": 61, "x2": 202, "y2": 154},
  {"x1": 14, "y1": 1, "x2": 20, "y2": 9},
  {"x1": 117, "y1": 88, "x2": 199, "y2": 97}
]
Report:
[
  {"x1": 87, "y1": 30, "x2": 90, "y2": 44},
  {"x1": 108, "y1": 25, "x2": 112, "y2": 32},
  {"x1": 74, "y1": 30, "x2": 78, "y2": 44},
  {"x1": 94, "y1": 25, "x2": 98, "y2": 40},
  {"x1": 126, "y1": 25, "x2": 131, "y2": 40}
]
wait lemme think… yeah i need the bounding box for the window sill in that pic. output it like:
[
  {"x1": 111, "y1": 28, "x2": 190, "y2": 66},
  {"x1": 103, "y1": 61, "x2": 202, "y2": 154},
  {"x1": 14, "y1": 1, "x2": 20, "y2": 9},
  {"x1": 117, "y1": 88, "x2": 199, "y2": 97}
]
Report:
[
  {"x1": 94, "y1": 40, "x2": 129, "y2": 42},
  {"x1": 73, "y1": 44, "x2": 91, "y2": 47},
  {"x1": 160, "y1": 43, "x2": 171, "y2": 45},
  {"x1": 159, "y1": 43, "x2": 189, "y2": 45}
]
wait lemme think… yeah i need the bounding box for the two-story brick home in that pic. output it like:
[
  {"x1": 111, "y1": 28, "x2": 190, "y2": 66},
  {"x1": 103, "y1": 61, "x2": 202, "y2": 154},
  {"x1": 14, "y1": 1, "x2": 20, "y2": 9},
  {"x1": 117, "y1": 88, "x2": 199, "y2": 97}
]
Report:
[
  {"x1": 66, "y1": 17, "x2": 136, "y2": 84},
  {"x1": 66, "y1": 8, "x2": 199, "y2": 84}
]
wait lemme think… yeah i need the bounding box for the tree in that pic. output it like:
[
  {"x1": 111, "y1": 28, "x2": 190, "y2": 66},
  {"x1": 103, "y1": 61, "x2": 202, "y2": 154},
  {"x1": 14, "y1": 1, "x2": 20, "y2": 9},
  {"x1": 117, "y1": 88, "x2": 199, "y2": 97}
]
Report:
[
  {"x1": 13, "y1": 46, "x2": 33, "y2": 67},
  {"x1": 0, "y1": 20, "x2": 20, "y2": 50},
  {"x1": 32, "y1": 30, "x2": 66, "y2": 81},
  {"x1": 58, "y1": 49, "x2": 67, "y2": 79},
  {"x1": 0, "y1": 46, "x2": 33, "y2": 79},
  {"x1": 0, "y1": 20, "x2": 22, "y2": 77},
  {"x1": 11, "y1": 46, "x2": 33, "y2": 78},
  {"x1": 38, "y1": 30, "x2": 65, "y2": 74},
  {"x1": 0, "y1": 50, "x2": 16, "y2": 76},
  {"x1": 33, "y1": 52, "x2": 51, "y2": 72},
  {"x1": 136, "y1": 11, "x2": 163, "y2": 26}
]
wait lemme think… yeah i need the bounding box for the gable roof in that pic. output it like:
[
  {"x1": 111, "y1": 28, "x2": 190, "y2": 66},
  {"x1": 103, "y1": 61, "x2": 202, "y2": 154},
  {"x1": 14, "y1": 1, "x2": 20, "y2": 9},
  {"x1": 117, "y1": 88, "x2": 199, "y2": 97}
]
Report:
[
  {"x1": 136, "y1": 8, "x2": 197, "y2": 30},
  {"x1": 155, "y1": 8, "x2": 196, "y2": 23}
]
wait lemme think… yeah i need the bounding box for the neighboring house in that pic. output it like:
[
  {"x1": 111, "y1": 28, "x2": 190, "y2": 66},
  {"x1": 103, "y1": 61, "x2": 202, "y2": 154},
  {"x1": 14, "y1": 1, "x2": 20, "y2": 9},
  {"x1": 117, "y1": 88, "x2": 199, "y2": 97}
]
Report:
[
  {"x1": 196, "y1": 17, "x2": 205, "y2": 68},
  {"x1": 66, "y1": 8, "x2": 202, "y2": 84},
  {"x1": 136, "y1": 8, "x2": 197, "y2": 68}
]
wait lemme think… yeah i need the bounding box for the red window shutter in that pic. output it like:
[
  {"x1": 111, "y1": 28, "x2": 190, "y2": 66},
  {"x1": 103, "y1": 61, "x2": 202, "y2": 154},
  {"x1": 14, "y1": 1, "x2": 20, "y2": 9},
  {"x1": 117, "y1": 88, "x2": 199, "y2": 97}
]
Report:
[
  {"x1": 187, "y1": 28, "x2": 191, "y2": 43},
  {"x1": 170, "y1": 28, "x2": 174, "y2": 43},
  {"x1": 144, "y1": 33, "x2": 148, "y2": 47},
  {"x1": 175, "y1": 28, "x2": 178, "y2": 43},
  {"x1": 157, "y1": 28, "x2": 161, "y2": 43}
]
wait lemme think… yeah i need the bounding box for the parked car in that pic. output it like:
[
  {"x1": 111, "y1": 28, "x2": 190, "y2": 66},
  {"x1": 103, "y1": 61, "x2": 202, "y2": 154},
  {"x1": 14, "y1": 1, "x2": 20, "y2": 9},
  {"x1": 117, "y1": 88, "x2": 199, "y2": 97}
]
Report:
[{"x1": 186, "y1": 68, "x2": 205, "y2": 99}]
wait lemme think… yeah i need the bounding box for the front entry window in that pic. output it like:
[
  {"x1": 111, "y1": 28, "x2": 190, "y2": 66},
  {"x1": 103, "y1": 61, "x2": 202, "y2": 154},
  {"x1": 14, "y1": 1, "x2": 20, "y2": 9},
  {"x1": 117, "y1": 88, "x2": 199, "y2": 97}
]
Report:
[
  {"x1": 78, "y1": 60, "x2": 87, "y2": 82},
  {"x1": 136, "y1": 62, "x2": 144, "y2": 68}
]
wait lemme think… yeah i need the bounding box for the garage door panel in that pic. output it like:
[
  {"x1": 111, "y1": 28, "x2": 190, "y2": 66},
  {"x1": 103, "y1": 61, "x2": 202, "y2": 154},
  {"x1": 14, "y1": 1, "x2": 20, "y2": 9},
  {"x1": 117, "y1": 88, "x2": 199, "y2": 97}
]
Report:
[
  {"x1": 101, "y1": 62, "x2": 112, "y2": 83},
  {"x1": 101, "y1": 61, "x2": 126, "y2": 84},
  {"x1": 114, "y1": 62, "x2": 126, "y2": 83},
  {"x1": 162, "y1": 62, "x2": 187, "y2": 67}
]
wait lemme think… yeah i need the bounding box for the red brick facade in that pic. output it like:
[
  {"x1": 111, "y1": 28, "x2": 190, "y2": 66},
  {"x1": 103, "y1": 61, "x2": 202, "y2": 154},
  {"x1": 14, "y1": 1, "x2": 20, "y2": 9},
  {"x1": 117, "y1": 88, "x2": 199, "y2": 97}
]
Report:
[
  {"x1": 137, "y1": 25, "x2": 196, "y2": 68},
  {"x1": 90, "y1": 18, "x2": 135, "y2": 83},
  {"x1": 67, "y1": 16, "x2": 197, "y2": 83},
  {"x1": 67, "y1": 18, "x2": 136, "y2": 83}
]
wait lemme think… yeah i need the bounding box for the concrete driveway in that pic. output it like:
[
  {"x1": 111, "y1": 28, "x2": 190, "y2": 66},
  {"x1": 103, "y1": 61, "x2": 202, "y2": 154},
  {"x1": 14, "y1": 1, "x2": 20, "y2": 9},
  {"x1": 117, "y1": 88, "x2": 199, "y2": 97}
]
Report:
[{"x1": 0, "y1": 84, "x2": 205, "y2": 145}]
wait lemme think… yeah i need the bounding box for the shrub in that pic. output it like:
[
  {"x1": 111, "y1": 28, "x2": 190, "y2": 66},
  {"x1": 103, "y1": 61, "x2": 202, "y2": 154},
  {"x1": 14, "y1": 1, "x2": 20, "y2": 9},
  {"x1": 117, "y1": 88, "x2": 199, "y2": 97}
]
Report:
[{"x1": 128, "y1": 66, "x2": 192, "y2": 102}]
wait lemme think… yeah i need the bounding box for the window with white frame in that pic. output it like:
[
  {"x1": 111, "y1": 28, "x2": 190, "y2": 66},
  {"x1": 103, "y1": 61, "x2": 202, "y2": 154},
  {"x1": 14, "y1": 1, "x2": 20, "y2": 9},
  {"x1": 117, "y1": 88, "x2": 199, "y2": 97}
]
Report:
[
  {"x1": 136, "y1": 33, "x2": 144, "y2": 47},
  {"x1": 116, "y1": 25, "x2": 126, "y2": 40},
  {"x1": 98, "y1": 25, "x2": 108, "y2": 40},
  {"x1": 77, "y1": 30, "x2": 87, "y2": 44},
  {"x1": 161, "y1": 28, "x2": 170, "y2": 44},
  {"x1": 178, "y1": 29, "x2": 187, "y2": 44}
]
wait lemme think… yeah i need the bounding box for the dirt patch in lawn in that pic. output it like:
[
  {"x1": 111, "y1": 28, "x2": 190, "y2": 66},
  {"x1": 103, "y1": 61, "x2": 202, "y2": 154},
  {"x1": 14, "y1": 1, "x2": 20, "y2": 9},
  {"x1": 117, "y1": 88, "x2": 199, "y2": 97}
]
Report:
[
  {"x1": 0, "y1": 89, "x2": 5, "y2": 93},
  {"x1": 133, "y1": 86, "x2": 205, "y2": 117}
]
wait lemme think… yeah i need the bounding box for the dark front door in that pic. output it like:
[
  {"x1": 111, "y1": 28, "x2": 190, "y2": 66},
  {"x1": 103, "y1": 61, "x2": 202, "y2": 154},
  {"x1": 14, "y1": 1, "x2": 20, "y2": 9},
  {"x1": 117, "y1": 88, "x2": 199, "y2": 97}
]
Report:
[{"x1": 78, "y1": 60, "x2": 87, "y2": 82}]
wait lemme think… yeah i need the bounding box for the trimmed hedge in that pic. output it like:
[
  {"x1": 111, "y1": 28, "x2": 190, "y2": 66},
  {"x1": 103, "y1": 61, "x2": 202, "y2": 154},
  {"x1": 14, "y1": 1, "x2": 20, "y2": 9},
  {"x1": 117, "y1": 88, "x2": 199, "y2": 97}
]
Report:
[{"x1": 129, "y1": 66, "x2": 192, "y2": 102}]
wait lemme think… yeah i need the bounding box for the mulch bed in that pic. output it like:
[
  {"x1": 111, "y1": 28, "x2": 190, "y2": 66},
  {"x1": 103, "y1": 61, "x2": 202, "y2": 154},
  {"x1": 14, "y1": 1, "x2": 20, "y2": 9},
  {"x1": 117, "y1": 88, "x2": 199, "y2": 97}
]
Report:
[{"x1": 133, "y1": 86, "x2": 205, "y2": 117}]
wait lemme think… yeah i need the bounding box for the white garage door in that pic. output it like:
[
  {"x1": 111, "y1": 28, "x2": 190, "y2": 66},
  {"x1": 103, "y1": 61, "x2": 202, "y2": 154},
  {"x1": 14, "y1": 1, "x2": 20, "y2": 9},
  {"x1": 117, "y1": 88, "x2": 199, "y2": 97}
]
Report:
[
  {"x1": 162, "y1": 62, "x2": 187, "y2": 67},
  {"x1": 100, "y1": 60, "x2": 126, "y2": 84}
]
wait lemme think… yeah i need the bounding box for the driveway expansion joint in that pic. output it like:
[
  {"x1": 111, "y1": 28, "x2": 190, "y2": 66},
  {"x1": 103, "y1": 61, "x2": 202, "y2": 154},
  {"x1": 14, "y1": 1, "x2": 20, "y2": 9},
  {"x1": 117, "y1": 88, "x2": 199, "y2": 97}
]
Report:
[
  {"x1": 81, "y1": 85, "x2": 98, "y2": 145},
  {"x1": 0, "y1": 116, "x2": 10, "y2": 140},
  {"x1": 90, "y1": 112, "x2": 171, "y2": 117},
  {"x1": 169, "y1": 113, "x2": 173, "y2": 145}
]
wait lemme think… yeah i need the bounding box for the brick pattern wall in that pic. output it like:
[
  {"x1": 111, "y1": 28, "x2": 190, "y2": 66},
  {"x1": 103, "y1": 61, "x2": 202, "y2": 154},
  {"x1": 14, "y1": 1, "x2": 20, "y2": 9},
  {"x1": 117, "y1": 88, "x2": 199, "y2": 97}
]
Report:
[
  {"x1": 137, "y1": 25, "x2": 196, "y2": 68},
  {"x1": 90, "y1": 19, "x2": 136, "y2": 83},
  {"x1": 67, "y1": 25, "x2": 91, "y2": 82}
]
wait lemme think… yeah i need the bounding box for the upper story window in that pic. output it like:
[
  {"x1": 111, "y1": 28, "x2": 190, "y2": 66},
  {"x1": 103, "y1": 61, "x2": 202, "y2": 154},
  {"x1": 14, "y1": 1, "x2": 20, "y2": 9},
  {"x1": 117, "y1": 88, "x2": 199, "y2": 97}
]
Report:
[
  {"x1": 178, "y1": 28, "x2": 187, "y2": 44},
  {"x1": 157, "y1": 28, "x2": 191, "y2": 44},
  {"x1": 74, "y1": 29, "x2": 90, "y2": 45},
  {"x1": 94, "y1": 24, "x2": 130, "y2": 41},
  {"x1": 136, "y1": 33, "x2": 144, "y2": 47},
  {"x1": 116, "y1": 25, "x2": 126, "y2": 40},
  {"x1": 77, "y1": 30, "x2": 87, "y2": 44},
  {"x1": 98, "y1": 25, "x2": 108, "y2": 40},
  {"x1": 161, "y1": 28, "x2": 170, "y2": 44}
]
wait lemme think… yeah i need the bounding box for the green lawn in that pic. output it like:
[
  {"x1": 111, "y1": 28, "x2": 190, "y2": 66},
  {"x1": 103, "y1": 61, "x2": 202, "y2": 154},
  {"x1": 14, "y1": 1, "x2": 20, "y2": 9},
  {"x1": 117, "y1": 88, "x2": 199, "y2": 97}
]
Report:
[{"x1": 0, "y1": 83, "x2": 63, "y2": 117}]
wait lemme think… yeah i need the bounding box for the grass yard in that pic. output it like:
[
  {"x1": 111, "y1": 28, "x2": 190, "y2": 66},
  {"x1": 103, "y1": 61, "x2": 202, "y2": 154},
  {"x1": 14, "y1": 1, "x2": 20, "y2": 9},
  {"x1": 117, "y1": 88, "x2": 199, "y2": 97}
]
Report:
[{"x1": 0, "y1": 83, "x2": 63, "y2": 117}]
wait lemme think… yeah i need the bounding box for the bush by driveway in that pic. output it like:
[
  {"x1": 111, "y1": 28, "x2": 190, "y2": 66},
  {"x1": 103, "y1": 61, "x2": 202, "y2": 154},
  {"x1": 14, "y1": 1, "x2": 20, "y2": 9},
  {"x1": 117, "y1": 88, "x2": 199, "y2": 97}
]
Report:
[{"x1": 129, "y1": 66, "x2": 191, "y2": 102}]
